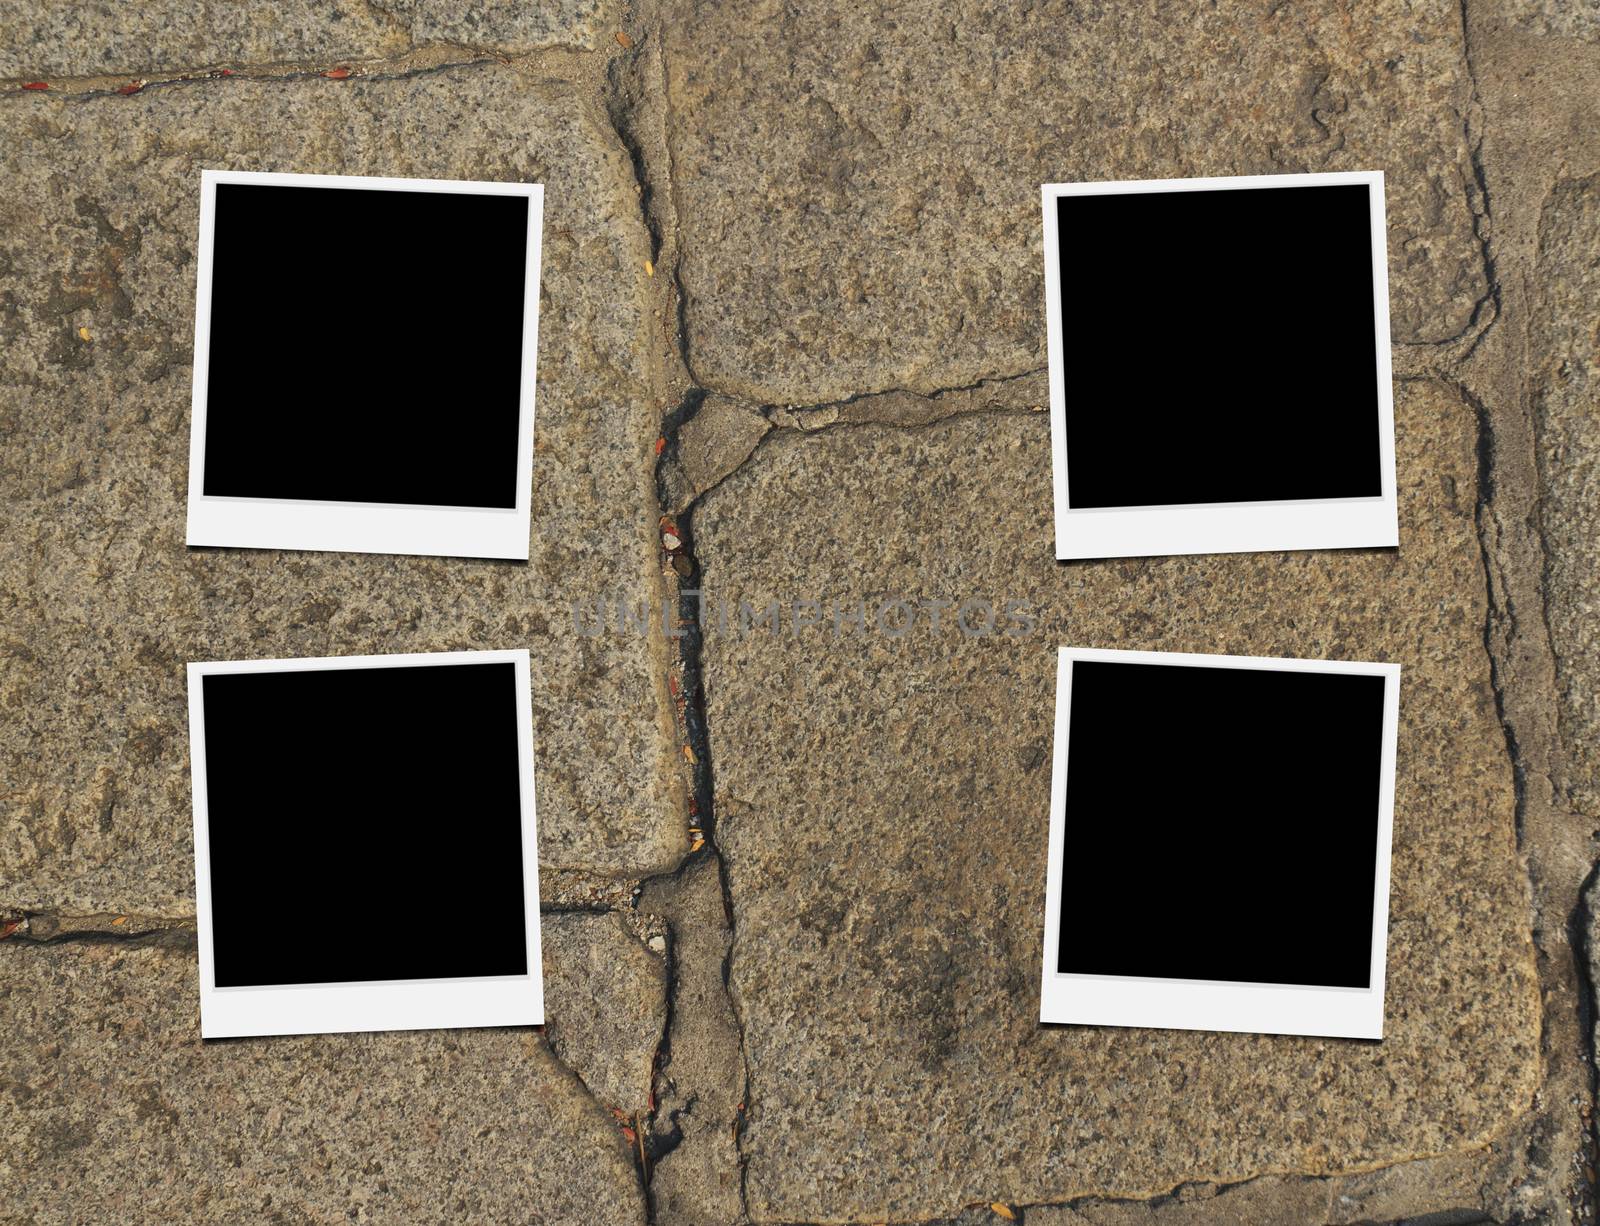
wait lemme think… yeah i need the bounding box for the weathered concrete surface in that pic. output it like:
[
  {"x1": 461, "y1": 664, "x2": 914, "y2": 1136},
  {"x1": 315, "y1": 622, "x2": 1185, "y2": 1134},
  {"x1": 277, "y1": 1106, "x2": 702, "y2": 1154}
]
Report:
[
  {"x1": 0, "y1": 66, "x2": 686, "y2": 916},
  {"x1": 0, "y1": 940, "x2": 647, "y2": 1224},
  {"x1": 693, "y1": 380, "x2": 1540, "y2": 1221},
  {"x1": 0, "y1": 0, "x2": 620, "y2": 80},
  {"x1": 543, "y1": 910, "x2": 668, "y2": 1115},
  {"x1": 660, "y1": 0, "x2": 1487, "y2": 406}
]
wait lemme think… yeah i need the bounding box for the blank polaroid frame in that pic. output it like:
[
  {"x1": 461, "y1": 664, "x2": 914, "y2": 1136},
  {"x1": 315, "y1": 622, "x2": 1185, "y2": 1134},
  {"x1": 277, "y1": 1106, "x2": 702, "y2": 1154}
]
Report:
[
  {"x1": 186, "y1": 170, "x2": 543, "y2": 560},
  {"x1": 1042, "y1": 171, "x2": 1399, "y2": 560},
  {"x1": 1040, "y1": 646, "x2": 1400, "y2": 1039},
  {"x1": 188, "y1": 649, "x2": 543, "y2": 1038}
]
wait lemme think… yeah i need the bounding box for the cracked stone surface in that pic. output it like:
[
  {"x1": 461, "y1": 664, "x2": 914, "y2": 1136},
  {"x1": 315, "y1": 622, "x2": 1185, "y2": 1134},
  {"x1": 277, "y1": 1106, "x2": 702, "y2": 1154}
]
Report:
[
  {"x1": 543, "y1": 910, "x2": 669, "y2": 1115},
  {"x1": 640, "y1": 855, "x2": 746, "y2": 1226},
  {"x1": 659, "y1": 0, "x2": 1486, "y2": 405},
  {"x1": 0, "y1": 0, "x2": 620, "y2": 79},
  {"x1": 3, "y1": 0, "x2": 1600, "y2": 1220},
  {"x1": 0, "y1": 941, "x2": 647, "y2": 1224},
  {"x1": 0, "y1": 65, "x2": 684, "y2": 915},
  {"x1": 1531, "y1": 174, "x2": 1600, "y2": 817},
  {"x1": 694, "y1": 381, "x2": 1540, "y2": 1221}
]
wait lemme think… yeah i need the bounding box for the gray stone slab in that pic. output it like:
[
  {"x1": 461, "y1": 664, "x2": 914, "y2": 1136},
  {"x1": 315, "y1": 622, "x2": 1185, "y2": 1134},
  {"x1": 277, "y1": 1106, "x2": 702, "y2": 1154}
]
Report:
[
  {"x1": 543, "y1": 910, "x2": 668, "y2": 1114},
  {"x1": 0, "y1": 66, "x2": 686, "y2": 916},
  {"x1": 0, "y1": 940, "x2": 647, "y2": 1223},
  {"x1": 660, "y1": 0, "x2": 1487, "y2": 406},
  {"x1": 0, "y1": 0, "x2": 619, "y2": 80},
  {"x1": 1532, "y1": 173, "x2": 1600, "y2": 817},
  {"x1": 692, "y1": 380, "x2": 1539, "y2": 1221}
]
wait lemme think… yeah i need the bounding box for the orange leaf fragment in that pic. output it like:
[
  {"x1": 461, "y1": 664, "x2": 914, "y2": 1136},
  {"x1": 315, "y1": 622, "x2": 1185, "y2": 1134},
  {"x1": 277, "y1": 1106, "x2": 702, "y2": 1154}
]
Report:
[
  {"x1": 991, "y1": 1205, "x2": 1016, "y2": 1220},
  {"x1": 615, "y1": 30, "x2": 633, "y2": 48},
  {"x1": 323, "y1": 66, "x2": 352, "y2": 79}
]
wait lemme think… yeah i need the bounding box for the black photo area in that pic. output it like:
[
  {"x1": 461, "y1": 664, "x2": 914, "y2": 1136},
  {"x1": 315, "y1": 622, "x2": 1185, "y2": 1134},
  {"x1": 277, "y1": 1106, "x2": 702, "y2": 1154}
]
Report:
[
  {"x1": 202, "y1": 663, "x2": 528, "y2": 987},
  {"x1": 202, "y1": 183, "x2": 529, "y2": 508},
  {"x1": 1057, "y1": 183, "x2": 1382, "y2": 508},
  {"x1": 1057, "y1": 660, "x2": 1386, "y2": 988}
]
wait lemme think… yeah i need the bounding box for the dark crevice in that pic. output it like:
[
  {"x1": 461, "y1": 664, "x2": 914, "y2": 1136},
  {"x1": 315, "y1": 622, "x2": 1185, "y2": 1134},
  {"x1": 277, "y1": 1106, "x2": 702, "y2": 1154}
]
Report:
[
  {"x1": 3, "y1": 925, "x2": 196, "y2": 952},
  {"x1": 766, "y1": 364, "x2": 1048, "y2": 420},
  {"x1": 600, "y1": 14, "x2": 750, "y2": 1219},
  {"x1": 4, "y1": 53, "x2": 509, "y2": 102},
  {"x1": 1453, "y1": 2, "x2": 1597, "y2": 1214},
  {"x1": 643, "y1": 386, "x2": 754, "y2": 1220},
  {"x1": 605, "y1": 42, "x2": 664, "y2": 267},
  {"x1": 1462, "y1": 380, "x2": 1529, "y2": 844},
  {"x1": 671, "y1": 369, "x2": 1049, "y2": 519},
  {"x1": 1570, "y1": 859, "x2": 1600, "y2": 1222},
  {"x1": 1452, "y1": 0, "x2": 1504, "y2": 367}
]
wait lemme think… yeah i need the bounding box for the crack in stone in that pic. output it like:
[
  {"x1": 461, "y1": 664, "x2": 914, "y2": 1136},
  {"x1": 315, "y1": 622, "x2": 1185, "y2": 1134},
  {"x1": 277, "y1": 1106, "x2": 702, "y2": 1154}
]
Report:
[
  {"x1": 641, "y1": 398, "x2": 754, "y2": 1225},
  {"x1": 0, "y1": 43, "x2": 603, "y2": 100},
  {"x1": 599, "y1": 16, "x2": 753, "y2": 1220},
  {"x1": 1448, "y1": 0, "x2": 1505, "y2": 368},
  {"x1": 1, "y1": 912, "x2": 196, "y2": 950},
  {"x1": 664, "y1": 370, "x2": 1049, "y2": 519}
]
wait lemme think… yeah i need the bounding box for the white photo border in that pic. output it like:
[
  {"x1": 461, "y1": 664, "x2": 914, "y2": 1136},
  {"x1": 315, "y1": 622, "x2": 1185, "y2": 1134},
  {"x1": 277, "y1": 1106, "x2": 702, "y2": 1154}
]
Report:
[
  {"x1": 185, "y1": 169, "x2": 543, "y2": 560},
  {"x1": 1040, "y1": 645, "x2": 1400, "y2": 1039},
  {"x1": 188, "y1": 649, "x2": 544, "y2": 1038},
  {"x1": 1041, "y1": 171, "x2": 1399, "y2": 561}
]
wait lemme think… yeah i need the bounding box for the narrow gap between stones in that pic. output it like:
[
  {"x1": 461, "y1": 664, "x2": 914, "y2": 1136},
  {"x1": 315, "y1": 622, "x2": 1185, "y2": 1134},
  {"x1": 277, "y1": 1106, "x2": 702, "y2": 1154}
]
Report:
[
  {"x1": 1, "y1": 46, "x2": 553, "y2": 101},
  {"x1": 601, "y1": 24, "x2": 753, "y2": 1221},
  {"x1": 1, "y1": 922, "x2": 195, "y2": 952},
  {"x1": 638, "y1": 390, "x2": 755, "y2": 1224},
  {"x1": 1454, "y1": 2, "x2": 1599, "y2": 1214}
]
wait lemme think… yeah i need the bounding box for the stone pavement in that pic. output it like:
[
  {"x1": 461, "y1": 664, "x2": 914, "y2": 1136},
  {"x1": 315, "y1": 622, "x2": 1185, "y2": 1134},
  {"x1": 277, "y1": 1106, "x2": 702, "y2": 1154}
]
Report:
[{"x1": 1, "y1": 0, "x2": 1597, "y2": 1221}]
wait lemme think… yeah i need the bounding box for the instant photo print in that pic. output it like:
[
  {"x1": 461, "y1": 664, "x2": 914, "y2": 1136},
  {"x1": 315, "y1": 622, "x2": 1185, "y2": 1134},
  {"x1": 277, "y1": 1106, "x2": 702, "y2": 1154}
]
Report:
[
  {"x1": 186, "y1": 170, "x2": 542, "y2": 559},
  {"x1": 1042, "y1": 171, "x2": 1399, "y2": 560},
  {"x1": 187, "y1": 650, "x2": 543, "y2": 1038},
  {"x1": 1040, "y1": 646, "x2": 1399, "y2": 1039}
]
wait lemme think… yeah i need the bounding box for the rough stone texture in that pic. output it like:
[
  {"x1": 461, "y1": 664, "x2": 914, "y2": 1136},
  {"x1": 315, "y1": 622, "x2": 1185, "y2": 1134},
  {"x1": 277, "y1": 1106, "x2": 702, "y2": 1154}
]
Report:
[
  {"x1": 660, "y1": 0, "x2": 1486, "y2": 405},
  {"x1": 1026, "y1": 1156, "x2": 1495, "y2": 1225},
  {"x1": 0, "y1": 0, "x2": 619, "y2": 80},
  {"x1": 640, "y1": 855, "x2": 746, "y2": 1226},
  {"x1": 0, "y1": 66, "x2": 685, "y2": 916},
  {"x1": 1496, "y1": 0, "x2": 1600, "y2": 43},
  {"x1": 0, "y1": 940, "x2": 647, "y2": 1224},
  {"x1": 2, "y1": 0, "x2": 1597, "y2": 1219},
  {"x1": 543, "y1": 910, "x2": 668, "y2": 1114},
  {"x1": 1531, "y1": 175, "x2": 1600, "y2": 817},
  {"x1": 662, "y1": 393, "x2": 771, "y2": 513},
  {"x1": 392, "y1": 0, "x2": 620, "y2": 57},
  {"x1": 693, "y1": 380, "x2": 1540, "y2": 1221}
]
